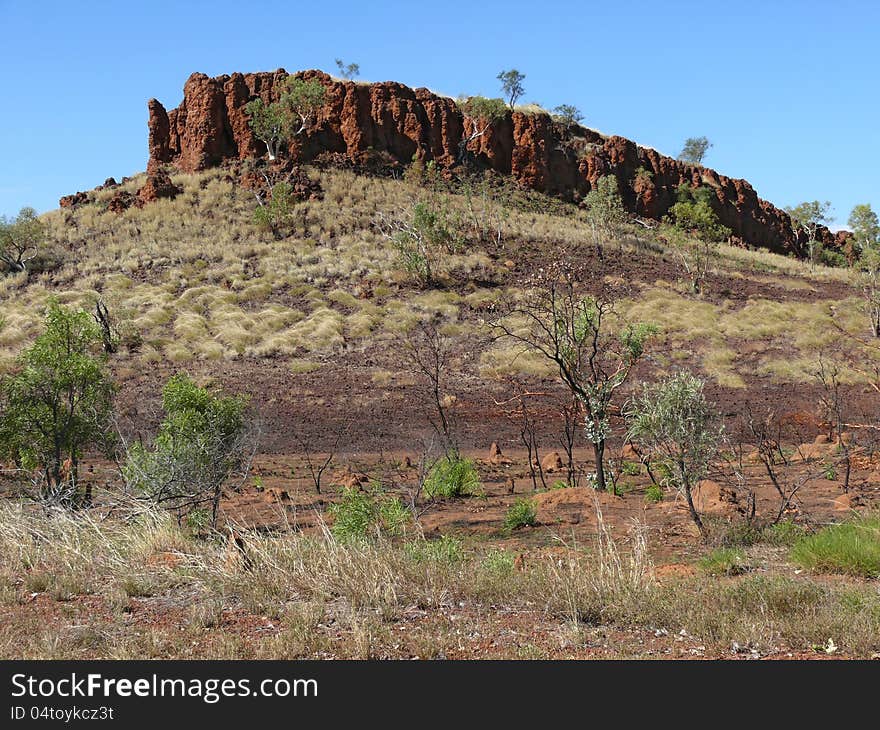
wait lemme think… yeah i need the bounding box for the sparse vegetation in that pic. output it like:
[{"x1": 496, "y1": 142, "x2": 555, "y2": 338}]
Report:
[
  {"x1": 626, "y1": 371, "x2": 722, "y2": 540},
  {"x1": 503, "y1": 498, "x2": 538, "y2": 532},
  {"x1": 790, "y1": 515, "x2": 880, "y2": 578}
]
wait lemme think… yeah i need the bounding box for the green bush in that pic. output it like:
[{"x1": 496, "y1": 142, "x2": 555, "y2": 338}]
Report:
[
  {"x1": 665, "y1": 185, "x2": 731, "y2": 242},
  {"x1": 327, "y1": 485, "x2": 410, "y2": 543},
  {"x1": 698, "y1": 547, "x2": 748, "y2": 576},
  {"x1": 422, "y1": 456, "x2": 482, "y2": 499},
  {"x1": 503, "y1": 498, "x2": 538, "y2": 532},
  {"x1": 790, "y1": 515, "x2": 880, "y2": 578},
  {"x1": 621, "y1": 460, "x2": 642, "y2": 476},
  {"x1": 644, "y1": 484, "x2": 663, "y2": 503},
  {"x1": 405, "y1": 535, "x2": 463, "y2": 564},
  {"x1": 124, "y1": 374, "x2": 248, "y2": 525},
  {"x1": 480, "y1": 548, "x2": 516, "y2": 577}
]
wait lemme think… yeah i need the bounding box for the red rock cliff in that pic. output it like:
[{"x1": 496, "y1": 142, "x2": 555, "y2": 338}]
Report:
[{"x1": 147, "y1": 69, "x2": 838, "y2": 255}]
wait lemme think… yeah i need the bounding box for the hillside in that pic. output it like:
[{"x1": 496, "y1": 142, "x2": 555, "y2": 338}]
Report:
[
  {"x1": 2, "y1": 70, "x2": 880, "y2": 662},
  {"x1": 4, "y1": 163, "x2": 876, "y2": 453}
]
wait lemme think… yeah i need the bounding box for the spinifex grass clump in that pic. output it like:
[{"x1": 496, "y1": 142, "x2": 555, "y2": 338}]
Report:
[
  {"x1": 327, "y1": 485, "x2": 410, "y2": 543},
  {"x1": 790, "y1": 514, "x2": 880, "y2": 578},
  {"x1": 421, "y1": 455, "x2": 482, "y2": 499}
]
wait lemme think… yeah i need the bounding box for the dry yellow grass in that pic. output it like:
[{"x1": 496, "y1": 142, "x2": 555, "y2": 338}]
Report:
[{"x1": 0, "y1": 165, "x2": 872, "y2": 389}]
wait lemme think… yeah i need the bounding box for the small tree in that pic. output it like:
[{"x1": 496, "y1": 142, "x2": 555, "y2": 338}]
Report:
[
  {"x1": 585, "y1": 175, "x2": 627, "y2": 257},
  {"x1": 457, "y1": 96, "x2": 508, "y2": 164},
  {"x1": 493, "y1": 265, "x2": 656, "y2": 492},
  {"x1": 678, "y1": 136, "x2": 712, "y2": 165},
  {"x1": 0, "y1": 207, "x2": 44, "y2": 274},
  {"x1": 626, "y1": 371, "x2": 722, "y2": 540},
  {"x1": 283, "y1": 77, "x2": 327, "y2": 138},
  {"x1": 334, "y1": 59, "x2": 360, "y2": 80},
  {"x1": 245, "y1": 77, "x2": 326, "y2": 161},
  {"x1": 664, "y1": 185, "x2": 731, "y2": 295},
  {"x1": 552, "y1": 104, "x2": 583, "y2": 126},
  {"x1": 245, "y1": 99, "x2": 287, "y2": 161},
  {"x1": 0, "y1": 301, "x2": 115, "y2": 506},
  {"x1": 849, "y1": 203, "x2": 880, "y2": 336},
  {"x1": 785, "y1": 200, "x2": 833, "y2": 270},
  {"x1": 497, "y1": 69, "x2": 526, "y2": 110},
  {"x1": 124, "y1": 375, "x2": 252, "y2": 526}
]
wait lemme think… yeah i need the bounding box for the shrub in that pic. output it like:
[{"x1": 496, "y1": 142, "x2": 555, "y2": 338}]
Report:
[
  {"x1": 698, "y1": 547, "x2": 748, "y2": 576},
  {"x1": 621, "y1": 460, "x2": 641, "y2": 476},
  {"x1": 503, "y1": 498, "x2": 538, "y2": 532},
  {"x1": 0, "y1": 300, "x2": 115, "y2": 506},
  {"x1": 378, "y1": 200, "x2": 461, "y2": 285},
  {"x1": 422, "y1": 455, "x2": 482, "y2": 499},
  {"x1": 253, "y1": 182, "x2": 298, "y2": 236},
  {"x1": 405, "y1": 534, "x2": 463, "y2": 564},
  {"x1": 666, "y1": 185, "x2": 731, "y2": 242},
  {"x1": 123, "y1": 374, "x2": 250, "y2": 526},
  {"x1": 644, "y1": 484, "x2": 663, "y2": 503},
  {"x1": 790, "y1": 515, "x2": 880, "y2": 578},
  {"x1": 327, "y1": 486, "x2": 410, "y2": 543},
  {"x1": 763, "y1": 520, "x2": 805, "y2": 547},
  {"x1": 480, "y1": 548, "x2": 515, "y2": 577},
  {"x1": 626, "y1": 371, "x2": 722, "y2": 540}
]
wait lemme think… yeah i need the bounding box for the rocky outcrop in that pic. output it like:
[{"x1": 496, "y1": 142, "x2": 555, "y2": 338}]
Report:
[
  {"x1": 137, "y1": 170, "x2": 181, "y2": 204},
  {"x1": 147, "y1": 69, "x2": 839, "y2": 255}
]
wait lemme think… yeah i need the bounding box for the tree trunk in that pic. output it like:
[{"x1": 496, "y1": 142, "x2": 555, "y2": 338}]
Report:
[
  {"x1": 684, "y1": 485, "x2": 707, "y2": 541},
  {"x1": 593, "y1": 441, "x2": 606, "y2": 491}
]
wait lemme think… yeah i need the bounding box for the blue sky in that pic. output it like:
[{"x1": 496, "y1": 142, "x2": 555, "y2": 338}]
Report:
[{"x1": 1, "y1": 0, "x2": 877, "y2": 228}]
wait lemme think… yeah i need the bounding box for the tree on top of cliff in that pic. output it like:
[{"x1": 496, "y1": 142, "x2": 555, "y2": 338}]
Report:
[
  {"x1": 678, "y1": 136, "x2": 712, "y2": 166},
  {"x1": 334, "y1": 59, "x2": 360, "y2": 80},
  {"x1": 497, "y1": 69, "x2": 525, "y2": 111},
  {"x1": 457, "y1": 96, "x2": 508, "y2": 164},
  {"x1": 552, "y1": 104, "x2": 583, "y2": 126},
  {"x1": 848, "y1": 203, "x2": 880, "y2": 337}
]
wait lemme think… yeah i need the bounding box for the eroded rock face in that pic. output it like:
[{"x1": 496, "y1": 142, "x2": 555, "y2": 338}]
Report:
[{"x1": 146, "y1": 69, "x2": 839, "y2": 254}]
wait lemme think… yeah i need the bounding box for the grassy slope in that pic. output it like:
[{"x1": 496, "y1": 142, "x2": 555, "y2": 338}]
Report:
[
  {"x1": 2, "y1": 167, "x2": 880, "y2": 659},
  {"x1": 1, "y1": 166, "x2": 873, "y2": 389}
]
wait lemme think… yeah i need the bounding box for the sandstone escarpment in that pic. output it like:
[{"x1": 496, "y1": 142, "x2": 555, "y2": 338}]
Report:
[{"x1": 147, "y1": 69, "x2": 837, "y2": 255}]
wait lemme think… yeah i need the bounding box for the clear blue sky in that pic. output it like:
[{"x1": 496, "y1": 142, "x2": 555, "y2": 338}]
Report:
[{"x1": 1, "y1": 0, "x2": 877, "y2": 228}]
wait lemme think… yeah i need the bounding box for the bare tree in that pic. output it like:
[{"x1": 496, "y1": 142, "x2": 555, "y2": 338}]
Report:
[
  {"x1": 400, "y1": 317, "x2": 459, "y2": 457},
  {"x1": 494, "y1": 384, "x2": 549, "y2": 491},
  {"x1": 815, "y1": 357, "x2": 852, "y2": 493},
  {"x1": 293, "y1": 420, "x2": 349, "y2": 495},
  {"x1": 558, "y1": 397, "x2": 581, "y2": 487},
  {"x1": 491, "y1": 263, "x2": 656, "y2": 491},
  {"x1": 743, "y1": 405, "x2": 826, "y2": 524}
]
